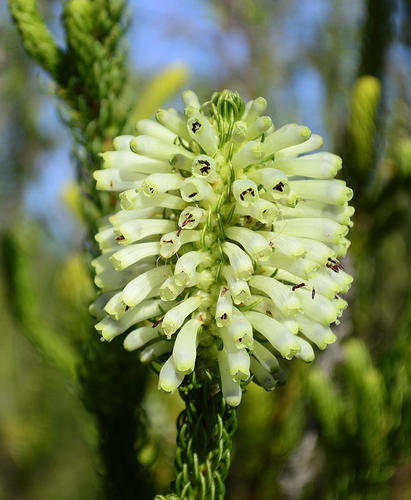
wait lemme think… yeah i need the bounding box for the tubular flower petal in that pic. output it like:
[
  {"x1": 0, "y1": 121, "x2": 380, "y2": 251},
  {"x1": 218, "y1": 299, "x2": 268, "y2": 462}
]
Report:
[{"x1": 92, "y1": 90, "x2": 353, "y2": 406}]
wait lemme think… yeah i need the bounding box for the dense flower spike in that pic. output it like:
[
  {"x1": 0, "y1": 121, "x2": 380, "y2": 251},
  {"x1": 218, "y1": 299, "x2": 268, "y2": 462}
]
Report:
[{"x1": 91, "y1": 90, "x2": 353, "y2": 406}]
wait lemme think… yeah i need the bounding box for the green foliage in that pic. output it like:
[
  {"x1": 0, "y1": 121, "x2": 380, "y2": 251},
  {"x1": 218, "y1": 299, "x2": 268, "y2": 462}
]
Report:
[
  {"x1": 0, "y1": 226, "x2": 78, "y2": 377},
  {"x1": 348, "y1": 76, "x2": 381, "y2": 173},
  {"x1": 306, "y1": 335, "x2": 410, "y2": 499},
  {"x1": 8, "y1": 0, "x2": 63, "y2": 78}
]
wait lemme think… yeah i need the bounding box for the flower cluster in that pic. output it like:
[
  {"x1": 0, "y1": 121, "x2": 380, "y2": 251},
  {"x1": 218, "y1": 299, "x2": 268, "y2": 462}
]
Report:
[{"x1": 90, "y1": 90, "x2": 353, "y2": 406}]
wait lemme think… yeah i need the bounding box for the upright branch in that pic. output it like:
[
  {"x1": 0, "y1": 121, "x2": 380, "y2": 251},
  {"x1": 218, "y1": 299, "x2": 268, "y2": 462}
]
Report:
[
  {"x1": 9, "y1": 1, "x2": 154, "y2": 497},
  {"x1": 155, "y1": 373, "x2": 237, "y2": 500}
]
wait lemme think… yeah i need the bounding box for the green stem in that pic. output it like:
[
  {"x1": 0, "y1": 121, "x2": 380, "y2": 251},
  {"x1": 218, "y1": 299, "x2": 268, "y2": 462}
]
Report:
[
  {"x1": 80, "y1": 336, "x2": 154, "y2": 500},
  {"x1": 156, "y1": 372, "x2": 238, "y2": 500}
]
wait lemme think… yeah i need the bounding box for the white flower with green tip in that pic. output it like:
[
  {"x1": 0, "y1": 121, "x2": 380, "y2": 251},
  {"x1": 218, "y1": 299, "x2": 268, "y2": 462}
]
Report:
[{"x1": 91, "y1": 90, "x2": 353, "y2": 407}]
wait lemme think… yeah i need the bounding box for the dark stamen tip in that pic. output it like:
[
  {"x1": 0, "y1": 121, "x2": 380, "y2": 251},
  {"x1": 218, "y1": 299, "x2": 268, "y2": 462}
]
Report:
[
  {"x1": 191, "y1": 121, "x2": 201, "y2": 133},
  {"x1": 292, "y1": 282, "x2": 305, "y2": 291}
]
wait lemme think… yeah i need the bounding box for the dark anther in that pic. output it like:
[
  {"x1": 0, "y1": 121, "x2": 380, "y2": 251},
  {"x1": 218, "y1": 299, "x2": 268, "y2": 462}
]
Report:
[
  {"x1": 221, "y1": 313, "x2": 227, "y2": 320},
  {"x1": 182, "y1": 215, "x2": 193, "y2": 227},
  {"x1": 273, "y1": 181, "x2": 284, "y2": 192},
  {"x1": 198, "y1": 159, "x2": 210, "y2": 166},
  {"x1": 326, "y1": 257, "x2": 342, "y2": 273},
  {"x1": 266, "y1": 310, "x2": 273, "y2": 317},
  {"x1": 152, "y1": 319, "x2": 162, "y2": 328},
  {"x1": 269, "y1": 241, "x2": 274, "y2": 247},
  {"x1": 125, "y1": 305, "x2": 130, "y2": 311},
  {"x1": 240, "y1": 188, "x2": 254, "y2": 201},
  {"x1": 176, "y1": 227, "x2": 182, "y2": 237},
  {"x1": 312, "y1": 289, "x2": 316, "y2": 299},
  {"x1": 191, "y1": 121, "x2": 201, "y2": 133},
  {"x1": 292, "y1": 282, "x2": 305, "y2": 291},
  {"x1": 188, "y1": 192, "x2": 198, "y2": 198},
  {"x1": 221, "y1": 287, "x2": 228, "y2": 296},
  {"x1": 116, "y1": 235, "x2": 125, "y2": 241},
  {"x1": 200, "y1": 165, "x2": 211, "y2": 174},
  {"x1": 162, "y1": 238, "x2": 173, "y2": 243}
]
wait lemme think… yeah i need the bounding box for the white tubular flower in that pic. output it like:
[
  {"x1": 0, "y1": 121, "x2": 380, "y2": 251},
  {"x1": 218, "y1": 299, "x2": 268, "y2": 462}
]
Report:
[
  {"x1": 259, "y1": 231, "x2": 305, "y2": 258},
  {"x1": 114, "y1": 219, "x2": 176, "y2": 245},
  {"x1": 137, "y1": 119, "x2": 177, "y2": 143},
  {"x1": 160, "y1": 276, "x2": 185, "y2": 301},
  {"x1": 222, "y1": 266, "x2": 251, "y2": 305},
  {"x1": 232, "y1": 140, "x2": 264, "y2": 170},
  {"x1": 123, "y1": 325, "x2": 162, "y2": 351},
  {"x1": 155, "y1": 109, "x2": 191, "y2": 142},
  {"x1": 159, "y1": 230, "x2": 200, "y2": 258},
  {"x1": 246, "y1": 116, "x2": 273, "y2": 141},
  {"x1": 288, "y1": 179, "x2": 353, "y2": 205},
  {"x1": 178, "y1": 206, "x2": 205, "y2": 229},
  {"x1": 276, "y1": 218, "x2": 349, "y2": 244},
  {"x1": 217, "y1": 350, "x2": 242, "y2": 407},
  {"x1": 225, "y1": 226, "x2": 272, "y2": 262},
  {"x1": 279, "y1": 200, "x2": 355, "y2": 226},
  {"x1": 226, "y1": 308, "x2": 253, "y2": 349},
  {"x1": 180, "y1": 177, "x2": 214, "y2": 202},
  {"x1": 249, "y1": 275, "x2": 301, "y2": 316},
  {"x1": 250, "y1": 167, "x2": 289, "y2": 200},
  {"x1": 112, "y1": 135, "x2": 134, "y2": 151},
  {"x1": 122, "y1": 265, "x2": 172, "y2": 308},
  {"x1": 182, "y1": 90, "x2": 200, "y2": 109},
  {"x1": 232, "y1": 121, "x2": 248, "y2": 145},
  {"x1": 141, "y1": 173, "x2": 184, "y2": 197},
  {"x1": 275, "y1": 133, "x2": 324, "y2": 159},
  {"x1": 187, "y1": 114, "x2": 218, "y2": 156},
  {"x1": 92, "y1": 89, "x2": 353, "y2": 406},
  {"x1": 242, "y1": 97, "x2": 267, "y2": 125},
  {"x1": 191, "y1": 155, "x2": 216, "y2": 181},
  {"x1": 273, "y1": 153, "x2": 342, "y2": 179},
  {"x1": 174, "y1": 251, "x2": 208, "y2": 286},
  {"x1": 100, "y1": 151, "x2": 173, "y2": 174},
  {"x1": 162, "y1": 295, "x2": 203, "y2": 338},
  {"x1": 222, "y1": 242, "x2": 253, "y2": 279},
  {"x1": 158, "y1": 356, "x2": 185, "y2": 393},
  {"x1": 215, "y1": 286, "x2": 233, "y2": 327},
  {"x1": 235, "y1": 198, "x2": 278, "y2": 224},
  {"x1": 110, "y1": 242, "x2": 160, "y2": 270},
  {"x1": 262, "y1": 123, "x2": 312, "y2": 159},
  {"x1": 232, "y1": 179, "x2": 259, "y2": 206},
  {"x1": 172, "y1": 317, "x2": 202, "y2": 372},
  {"x1": 93, "y1": 168, "x2": 144, "y2": 192},
  {"x1": 245, "y1": 311, "x2": 301, "y2": 360},
  {"x1": 130, "y1": 135, "x2": 193, "y2": 161},
  {"x1": 219, "y1": 328, "x2": 251, "y2": 381}
]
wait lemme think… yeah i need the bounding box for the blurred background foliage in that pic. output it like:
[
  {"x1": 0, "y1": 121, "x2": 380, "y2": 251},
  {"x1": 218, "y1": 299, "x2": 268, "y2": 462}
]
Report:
[{"x1": 1, "y1": 0, "x2": 411, "y2": 499}]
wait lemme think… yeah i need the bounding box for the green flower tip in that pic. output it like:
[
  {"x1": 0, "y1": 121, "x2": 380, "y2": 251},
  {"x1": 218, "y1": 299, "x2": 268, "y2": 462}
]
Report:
[{"x1": 91, "y1": 89, "x2": 354, "y2": 406}]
